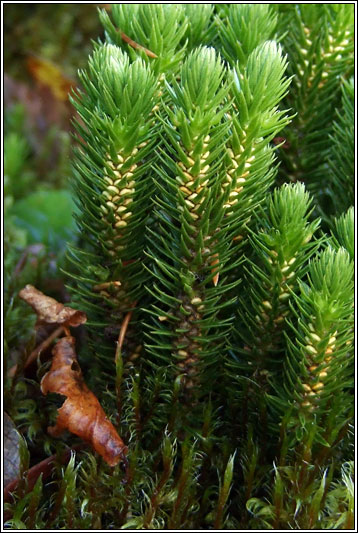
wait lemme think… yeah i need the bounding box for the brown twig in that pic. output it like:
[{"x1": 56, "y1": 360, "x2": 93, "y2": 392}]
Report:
[
  {"x1": 4, "y1": 445, "x2": 83, "y2": 504},
  {"x1": 115, "y1": 302, "x2": 137, "y2": 363},
  {"x1": 7, "y1": 326, "x2": 64, "y2": 378},
  {"x1": 120, "y1": 31, "x2": 158, "y2": 59}
]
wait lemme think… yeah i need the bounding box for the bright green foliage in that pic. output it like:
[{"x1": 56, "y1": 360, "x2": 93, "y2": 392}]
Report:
[
  {"x1": 67, "y1": 43, "x2": 158, "y2": 348},
  {"x1": 4, "y1": 4, "x2": 354, "y2": 530},
  {"x1": 224, "y1": 40, "x2": 292, "y2": 232},
  {"x1": 322, "y1": 461, "x2": 354, "y2": 529},
  {"x1": 99, "y1": 4, "x2": 188, "y2": 76},
  {"x1": 324, "y1": 78, "x2": 354, "y2": 216},
  {"x1": 304, "y1": 77, "x2": 354, "y2": 221},
  {"x1": 144, "y1": 46, "x2": 237, "y2": 406},
  {"x1": 183, "y1": 4, "x2": 214, "y2": 50},
  {"x1": 227, "y1": 183, "x2": 322, "y2": 469},
  {"x1": 247, "y1": 453, "x2": 354, "y2": 529},
  {"x1": 331, "y1": 206, "x2": 354, "y2": 261},
  {"x1": 232, "y1": 183, "x2": 321, "y2": 375},
  {"x1": 270, "y1": 247, "x2": 354, "y2": 450},
  {"x1": 216, "y1": 4, "x2": 278, "y2": 67},
  {"x1": 214, "y1": 452, "x2": 236, "y2": 529},
  {"x1": 275, "y1": 4, "x2": 354, "y2": 213}
]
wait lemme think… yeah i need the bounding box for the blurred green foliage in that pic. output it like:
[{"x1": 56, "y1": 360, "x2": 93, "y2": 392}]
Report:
[
  {"x1": 9, "y1": 190, "x2": 77, "y2": 249},
  {"x1": 4, "y1": 5, "x2": 89, "y2": 416},
  {"x1": 4, "y1": 3, "x2": 103, "y2": 81},
  {"x1": 4, "y1": 4, "x2": 96, "y2": 255}
]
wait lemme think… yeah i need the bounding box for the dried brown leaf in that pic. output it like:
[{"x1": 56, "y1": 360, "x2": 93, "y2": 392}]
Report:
[
  {"x1": 120, "y1": 31, "x2": 158, "y2": 58},
  {"x1": 27, "y1": 56, "x2": 75, "y2": 102},
  {"x1": 19, "y1": 285, "x2": 87, "y2": 327},
  {"x1": 41, "y1": 336, "x2": 127, "y2": 466}
]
